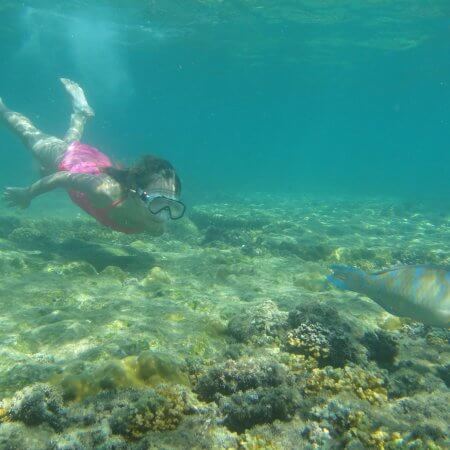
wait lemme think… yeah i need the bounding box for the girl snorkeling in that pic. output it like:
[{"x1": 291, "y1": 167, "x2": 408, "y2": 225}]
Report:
[{"x1": 0, "y1": 78, "x2": 185, "y2": 235}]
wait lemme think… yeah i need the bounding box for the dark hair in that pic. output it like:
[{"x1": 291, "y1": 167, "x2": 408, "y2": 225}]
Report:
[{"x1": 104, "y1": 155, "x2": 181, "y2": 195}]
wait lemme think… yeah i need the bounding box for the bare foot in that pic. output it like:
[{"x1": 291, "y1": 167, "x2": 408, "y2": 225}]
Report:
[
  {"x1": 60, "y1": 78, "x2": 95, "y2": 117},
  {"x1": 3, "y1": 187, "x2": 31, "y2": 209}
]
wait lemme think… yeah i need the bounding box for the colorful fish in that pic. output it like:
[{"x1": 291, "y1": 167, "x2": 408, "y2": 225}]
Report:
[{"x1": 327, "y1": 265, "x2": 450, "y2": 328}]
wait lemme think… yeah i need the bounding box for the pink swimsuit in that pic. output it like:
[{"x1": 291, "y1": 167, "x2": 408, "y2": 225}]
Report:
[{"x1": 58, "y1": 141, "x2": 142, "y2": 234}]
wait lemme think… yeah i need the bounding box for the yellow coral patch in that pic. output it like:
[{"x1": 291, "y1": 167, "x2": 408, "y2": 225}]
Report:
[
  {"x1": 304, "y1": 365, "x2": 387, "y2": 405},
  {"x1": 165, "y1": 313, "x2": 185, "y2": 322},
  {"x1": 0, "y1": 407, "x2": 9, "y2": 423},
  {"x1": 145, "y1": 266, "x2": 172, "y2": 284},
  {"x1": 238, "y1": 433, "x2": 281, "y2": 450},
  {"x1": 378, "y1": 315, "x2": 403, "y2": 331},
  {"x1": 123, "y1": 385, "x2": 187, "y2": 439},
  {"x1": 57, "y1": 351, "x2": 189, "y2": 401}
]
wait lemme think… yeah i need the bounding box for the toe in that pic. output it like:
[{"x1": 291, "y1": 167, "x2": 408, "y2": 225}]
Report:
[{"x1": 60, "y1": 78, "x2": 77, "y2": 92}]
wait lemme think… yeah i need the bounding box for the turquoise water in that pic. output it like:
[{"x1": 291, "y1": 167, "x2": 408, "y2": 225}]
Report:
[
  {"x1": 0, "y1": 2, "x2": 449, "y2": 449},
  {"x1": 1, "y1": 1, "x2": 450, "y2": 201}
]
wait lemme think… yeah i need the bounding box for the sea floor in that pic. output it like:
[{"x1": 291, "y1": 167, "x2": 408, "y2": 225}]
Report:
[{"x1": 0, "y1": 195, "x2": 448, "y2": 449}]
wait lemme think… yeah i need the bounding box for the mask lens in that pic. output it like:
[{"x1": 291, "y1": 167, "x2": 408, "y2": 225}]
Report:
[{"x1": 148, "y1": 196, "x2": 186, "y2": 219}]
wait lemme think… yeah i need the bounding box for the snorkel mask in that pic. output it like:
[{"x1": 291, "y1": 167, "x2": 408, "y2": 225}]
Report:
[{"x1": 135, "y1": 188, "x2": 186, "y2": 220}]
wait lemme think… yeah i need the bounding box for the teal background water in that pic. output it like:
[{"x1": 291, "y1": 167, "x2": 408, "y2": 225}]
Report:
[{"x1": 1, "y1": 1, "x2": 450, "y2": 203}]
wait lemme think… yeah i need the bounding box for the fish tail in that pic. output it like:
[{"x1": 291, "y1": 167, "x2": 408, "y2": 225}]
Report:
[{"x1": 327, "y1": 265, "x2": 367, "y2": 292}]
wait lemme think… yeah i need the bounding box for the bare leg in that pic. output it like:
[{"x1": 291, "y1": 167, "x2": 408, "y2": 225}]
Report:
[
  {"x1": 0, "y1": 97, "x2": 66, "y2": 173},
  {"x1": 0, "y1": 79, "x2": 94, "y2": 172},
  {"x1": 64, "y1": 112, "x2": 88, "y2": 143},
  {"x1": 61, "y1": 78, "x2": 94, "y2": 143}
]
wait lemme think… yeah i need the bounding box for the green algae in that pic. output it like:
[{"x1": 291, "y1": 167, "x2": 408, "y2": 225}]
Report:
[{"x1": 0, "y1": 197, "x2": 449, "y2": 448}]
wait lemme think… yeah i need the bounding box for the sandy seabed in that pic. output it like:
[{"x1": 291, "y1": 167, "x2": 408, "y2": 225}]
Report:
[{"x1": 0, "y1": 195, "x2": 448, "y2": 449}]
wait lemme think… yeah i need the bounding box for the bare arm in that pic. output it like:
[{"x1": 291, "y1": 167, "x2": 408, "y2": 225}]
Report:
[{"x1": 3, "y1": 172, "x2": 117, "y2": 208}]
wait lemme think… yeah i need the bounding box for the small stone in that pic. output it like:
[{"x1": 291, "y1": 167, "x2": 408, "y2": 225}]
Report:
[
  {"x1": 100, "y1": 266, "x2": 127, "y2": 281},
  {"x1": 140, "y1": 266, "x2": 172, "y2": 288}
]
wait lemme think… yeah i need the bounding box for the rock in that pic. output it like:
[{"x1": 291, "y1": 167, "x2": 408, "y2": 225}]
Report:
[
  {"x1": 140, "y1": 267, "x2": 172, "y2": 289},
  {"x1": 96, "y1": 362, "x2": 130, "y2": 391},
  {"x1": 135, "y1": 350, "x2": 189, "y2": 386},
  {"x1": 100, "y1": 266, "x2": 127, "y2": 281}
]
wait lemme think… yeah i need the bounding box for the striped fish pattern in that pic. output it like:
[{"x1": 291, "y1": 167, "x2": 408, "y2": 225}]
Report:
[{"x1": 327, "y1": 265, "x2": 450, "y2": 328}]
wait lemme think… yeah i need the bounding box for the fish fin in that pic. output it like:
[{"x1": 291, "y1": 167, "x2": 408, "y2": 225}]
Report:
[
  {"x1": 327, "y1": 265, "x2": 366, "y2": 292},
  {"x1": 372, "y1": 264, "x2": 448, "y2": 276}
]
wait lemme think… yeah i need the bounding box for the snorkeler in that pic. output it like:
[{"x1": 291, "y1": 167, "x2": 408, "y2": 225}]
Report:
[{"x1": 0, "y1": 78, "x2": 185, "y2": 235}]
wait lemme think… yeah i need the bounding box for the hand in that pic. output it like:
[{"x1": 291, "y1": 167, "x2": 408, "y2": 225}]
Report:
[{"x1": 3, "y1": 187, "x2": 31, "y2": 209}]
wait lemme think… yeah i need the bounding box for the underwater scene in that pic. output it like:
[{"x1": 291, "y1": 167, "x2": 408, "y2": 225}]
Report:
[{"x1": 0, "y1": 1, "x2": 449, "y2": 449}]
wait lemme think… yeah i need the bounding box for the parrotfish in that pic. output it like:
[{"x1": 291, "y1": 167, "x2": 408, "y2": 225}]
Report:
[{"x1": 327, "y1": 265, "x2": 450, "y2": 328}]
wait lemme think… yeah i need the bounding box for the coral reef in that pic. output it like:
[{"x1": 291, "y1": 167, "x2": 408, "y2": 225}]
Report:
[
  {"x1": 309, "y1": 399, "x2": 366, "y2": 442},
  {"x1": 0, "y1": 198, "x2": 448, "y2": 447},
  {"x1": 49, "y1": 422, "x2": 128, "y2": 450},
  {"x1": 302, "y1": 365, "x2": 388, "y2": 405},
  {"x1": 287, "y1": 300, "x2": 350, "y2": 331},
  {"x1": 436, "y1": 364, "x2": 450, "y2": 388},
  {"x1": 8, "y1": 383, "x2": 67, "y2": 431},
  {"x1": 195, "y1": 357, "x2": 289, "y2": 402},
  {"x1": 109, "y1": 385, "x2": 187, "y2": 439},
  {"x1": 285, "y1": 303, "x2": 363, "y2": 367},
  {"x1": 285, "y1": 321, "x2": 330, "y2": 361},
  {"x1": 0, "y1": 422, "x2": 49, "y2": 450},
  {"x1": 388, "y1": 361, "x2": 444, "y2": 399},
  {"x1": 361, "y1": 329, "x2": 399, "y2": 367},
  {"x1": 219, "y1": 386, "x2": 300, "y2": 433},
  {"x1": 227, "y1": 300, "x2": 288, "y2": 345}
]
